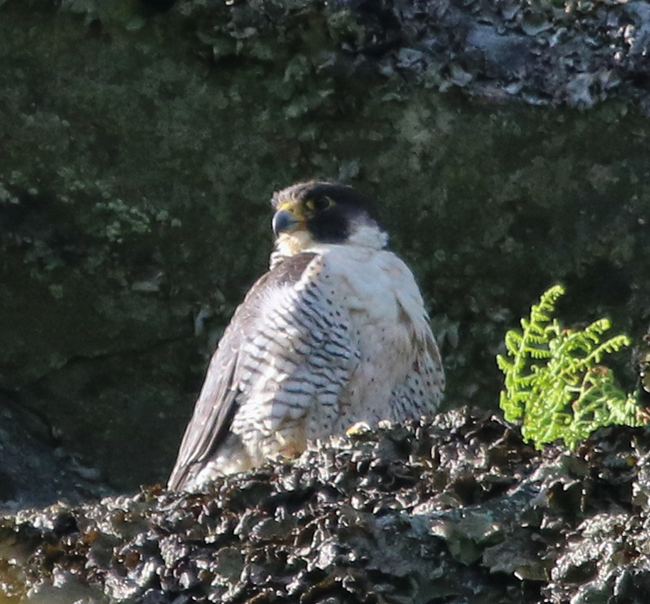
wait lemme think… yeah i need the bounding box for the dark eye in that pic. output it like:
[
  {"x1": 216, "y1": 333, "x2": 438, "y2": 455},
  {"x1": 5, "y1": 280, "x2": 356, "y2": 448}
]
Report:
[{"x1": 305, "y1": 196, "x2": 334, "y2": 212}]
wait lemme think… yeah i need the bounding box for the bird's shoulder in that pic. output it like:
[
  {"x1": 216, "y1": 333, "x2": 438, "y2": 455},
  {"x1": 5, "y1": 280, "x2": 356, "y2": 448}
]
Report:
[
  {"x1": 226, "y1": 252, "x2": 321, "y2": 328},
  {"x1": 252, "y1": 251, "x2": 321, "y2": 295}
]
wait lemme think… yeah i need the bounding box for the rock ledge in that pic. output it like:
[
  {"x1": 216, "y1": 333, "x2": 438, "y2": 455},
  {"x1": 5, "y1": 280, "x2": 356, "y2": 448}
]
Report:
[{"x1": 1, "y1": 408, "x2": 649, "y2": 603}]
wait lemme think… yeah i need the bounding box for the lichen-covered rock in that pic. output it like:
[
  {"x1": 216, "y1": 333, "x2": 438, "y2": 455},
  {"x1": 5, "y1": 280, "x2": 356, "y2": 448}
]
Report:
[{"x1": 1, "y1": 409, "x2": 650, "y2": 603}]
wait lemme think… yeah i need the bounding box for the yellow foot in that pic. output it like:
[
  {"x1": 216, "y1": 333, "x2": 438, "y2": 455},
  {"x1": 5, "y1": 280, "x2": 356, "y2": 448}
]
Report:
[{"x1": 346, "y1": 421, "x2": 372, "y2": 435}]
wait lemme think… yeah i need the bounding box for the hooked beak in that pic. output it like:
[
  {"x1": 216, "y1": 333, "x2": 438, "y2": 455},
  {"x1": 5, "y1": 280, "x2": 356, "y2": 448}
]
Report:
[{"x1": 272, "y1": 203, "x2": 305, "y2": 237}]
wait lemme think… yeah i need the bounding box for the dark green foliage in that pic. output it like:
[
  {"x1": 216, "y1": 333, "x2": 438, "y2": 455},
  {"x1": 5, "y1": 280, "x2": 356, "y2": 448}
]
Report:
[{"x1": 497, "y1": 285, "x2": 641, "y2": 449}]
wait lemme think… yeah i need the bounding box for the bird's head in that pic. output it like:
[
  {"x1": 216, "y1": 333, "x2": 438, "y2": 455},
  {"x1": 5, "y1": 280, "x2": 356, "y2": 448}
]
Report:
[{"x1": 271, "y1": 181, "x2": 388, "y2": 257}]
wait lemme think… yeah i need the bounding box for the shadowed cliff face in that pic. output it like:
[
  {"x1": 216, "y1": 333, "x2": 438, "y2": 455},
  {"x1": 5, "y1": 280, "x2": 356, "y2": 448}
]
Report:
[
  {"x1": 2, "y1": 409, "x2": 650, "y2": 604},
  {"x1": 0, "y1": 0, "x2": 649, "y2": 500}
]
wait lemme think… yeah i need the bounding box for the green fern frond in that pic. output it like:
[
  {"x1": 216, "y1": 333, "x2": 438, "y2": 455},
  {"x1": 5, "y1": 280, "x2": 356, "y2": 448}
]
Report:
[{"x1": 497, "y1": 285, "x2": 643, "y2": 450}]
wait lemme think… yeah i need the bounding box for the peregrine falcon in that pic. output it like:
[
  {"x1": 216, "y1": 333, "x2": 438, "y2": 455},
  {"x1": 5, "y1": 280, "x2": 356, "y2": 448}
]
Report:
[{"x1": 168, "y1": 181, "x2": 445, "y2": 490}]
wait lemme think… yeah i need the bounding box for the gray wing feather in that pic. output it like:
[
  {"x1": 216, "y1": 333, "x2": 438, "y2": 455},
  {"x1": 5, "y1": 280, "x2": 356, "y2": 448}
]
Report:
[{"x1": 167, "y1": 253, "x2": 318, "y2": 490}]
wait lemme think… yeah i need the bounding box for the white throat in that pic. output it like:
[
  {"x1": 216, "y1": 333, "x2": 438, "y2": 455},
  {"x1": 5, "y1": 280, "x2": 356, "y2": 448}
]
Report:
[{"x1": 270, "y1": 223, "x2": 388, "y2": 269}]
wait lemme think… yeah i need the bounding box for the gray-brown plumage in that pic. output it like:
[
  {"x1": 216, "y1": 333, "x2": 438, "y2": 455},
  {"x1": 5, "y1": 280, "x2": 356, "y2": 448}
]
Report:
[{"x1": 168, "y1": 181, "x2": 444, "y2": 490}]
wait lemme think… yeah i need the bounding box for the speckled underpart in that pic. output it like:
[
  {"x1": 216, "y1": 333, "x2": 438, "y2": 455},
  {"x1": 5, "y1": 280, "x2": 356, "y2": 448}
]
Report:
[{"x1": 168, "y1": 182, "x2": 445, "y2": 490}]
